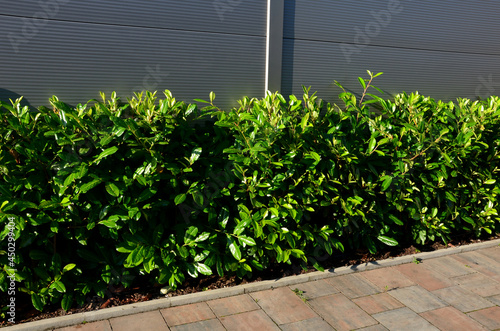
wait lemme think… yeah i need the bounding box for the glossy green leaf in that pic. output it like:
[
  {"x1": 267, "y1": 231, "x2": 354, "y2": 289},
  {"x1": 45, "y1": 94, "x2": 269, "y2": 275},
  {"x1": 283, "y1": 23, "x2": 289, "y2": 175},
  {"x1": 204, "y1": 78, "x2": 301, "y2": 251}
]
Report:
[
  {"x1": 175, "y1": 193, "x2": 187, "y2": 205},
  {"x1": 228, "y1": 239, "x2": 241, "y2": 261},
  {"x1": 238, "y1": 235, "x2": 256, "y2": 246},
  {"x1": 95, "y1": 146, "x2": 118, "y2": 162},
  {"x1": 105, "y1": 182, "x2": 120, "y2": 197},
  {"x1": 50, "y1": 280, "x2": 66, "y2": 293},
  {"x1": 195, "y1": 263, "x2": 212, "y2": 276},
  {"x1": 377, "y1": 235, "x2": 398, "y2": 246},
  {"x1": 381, "y1": 176, "x2": 392, "y2": 191},
  {"x1": 31, "y1": 293, "x2": 44, "y2": 311}
]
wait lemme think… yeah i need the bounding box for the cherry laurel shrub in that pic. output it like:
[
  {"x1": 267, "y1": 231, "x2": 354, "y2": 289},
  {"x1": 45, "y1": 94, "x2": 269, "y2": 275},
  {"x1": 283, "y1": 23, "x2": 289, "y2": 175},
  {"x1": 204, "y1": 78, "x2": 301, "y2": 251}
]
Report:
[{"x1": 0, "y1": 73, "x2": 499, "y2": 313}]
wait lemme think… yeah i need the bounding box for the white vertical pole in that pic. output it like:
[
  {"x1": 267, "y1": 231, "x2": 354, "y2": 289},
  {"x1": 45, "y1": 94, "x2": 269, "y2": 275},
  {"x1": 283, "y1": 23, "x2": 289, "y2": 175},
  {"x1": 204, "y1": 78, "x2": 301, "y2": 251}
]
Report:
[{"x1": 265, "y1": 0, "x2": 284, "y2": 95}]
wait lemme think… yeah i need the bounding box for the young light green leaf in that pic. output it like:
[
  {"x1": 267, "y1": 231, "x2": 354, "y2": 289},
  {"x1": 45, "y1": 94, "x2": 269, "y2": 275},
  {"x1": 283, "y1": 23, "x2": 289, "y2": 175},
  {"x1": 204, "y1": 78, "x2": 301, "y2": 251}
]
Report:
[
  {"x1": 358, "y1": 77, "x2": 367, "y2": 90},
  {"x1": 367, "y1": 137, "x2": 376, "y2": 154},
  {"x1": 62, "y1": 263, "x2": 76, "y2": 272},
  {"x1": 174, "y1": 193, "x2": 187, "y2": 205}
]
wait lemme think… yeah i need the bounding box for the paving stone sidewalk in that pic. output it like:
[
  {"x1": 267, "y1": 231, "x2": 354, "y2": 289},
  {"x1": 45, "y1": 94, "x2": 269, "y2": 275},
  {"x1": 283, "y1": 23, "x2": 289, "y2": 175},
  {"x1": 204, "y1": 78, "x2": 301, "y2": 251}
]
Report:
[{"x1": 8, "y1": 240, "x2": 500, "y2": 331}]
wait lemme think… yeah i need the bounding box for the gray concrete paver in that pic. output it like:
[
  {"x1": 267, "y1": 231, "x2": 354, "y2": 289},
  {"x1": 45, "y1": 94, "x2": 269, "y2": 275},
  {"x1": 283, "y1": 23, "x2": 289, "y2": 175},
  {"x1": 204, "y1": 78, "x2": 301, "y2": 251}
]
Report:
[
  {"x1": 432, "y1": 285, "x2": 495, "y2": 312},
  {"x1": 387, "y1": 285, "x2": 447, "y2": 313},
  {"x1": 452, "y1": 251, "x2": 500, "y2": 282},
  {"x1": 372, "y1": 307, "x2": 439, "y2": 331},
  {"x1": 451, "y1": 272, "x2": 500, "y2": 297},
  {"x1": 356, "y1": 324, "x2": 389, "y2": 331},
  {"x1": 170, "y1": 318, "x2": 225, "y2": 331},
  {"x1": 486, "y1": 294, "x2": 500, "y2": 305},
  {"x1": 422, "y1": 255, "x2": 476, "y2": 278},
  {"x1": 327, "y1": 273, "x2": 379, "y2": 298},
  {"x1": 360, "y1": 267, "x2": 415, "y2": 291},
  {"x1": 109, "y1": 310, "x2": 169, "y2": 331},
  {"x1": 279, "y1": 317, "x2": 334, "y2": 331},
  {"x1": 250, "y1": 287, "x2": 317, "y2": 325},
  {"x1": 352, "y1": 293, "x2": 405, "y2": 315},
  {"x1": 308, "y1": 293, "x2": 378, "y2": 331},
  {"x1": 289, "y1": 279, "x2": 339, "y2": 299},
  {"x1": 219, "y1": 310, "x2": 280, "y2": 331},
  {"x1": 476, "y1": 246, "x2": 500, "y2": 261}
]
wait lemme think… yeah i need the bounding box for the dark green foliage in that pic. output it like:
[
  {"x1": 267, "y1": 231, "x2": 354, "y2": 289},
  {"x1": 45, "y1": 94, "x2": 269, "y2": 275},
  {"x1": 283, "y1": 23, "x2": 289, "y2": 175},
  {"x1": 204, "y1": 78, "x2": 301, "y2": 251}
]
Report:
[{"x1": 1, "y1": 72, "x2": 499, "y2": 313}]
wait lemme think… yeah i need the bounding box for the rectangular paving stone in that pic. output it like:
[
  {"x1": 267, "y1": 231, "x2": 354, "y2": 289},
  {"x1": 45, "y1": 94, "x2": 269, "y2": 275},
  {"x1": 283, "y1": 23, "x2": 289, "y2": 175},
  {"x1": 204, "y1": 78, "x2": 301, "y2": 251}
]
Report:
[
  {"x1": 476, "y1": 246, "x2": 500, "y2": 261},
  {"x1": 160, "y1": 302, "x2": 215, "y2": 326},
  {"x1": 289, "y1": 279, "x2": 339, "y2": 300},
  {"x1": 452, "y1": 272, "x2": 500, "y2": 297},
  {"x1": 432, "y1": 286, "x2": 495, "y2": 312},
  {"x1": 280, "y1": 317, "x2": 335, "y2": 331},
  {"x1": 387, "y1": 285, "x2": 447, "y2": 313},
  {"x1": 219, "y1": 310, "x2": 280, "y2": 331},
  {"x1": 327, "y1": 273, "x2": 380, "y2": 298},
  {"x1": 250, "y1": 287, "x2": 317, "y2": 325},
  {"x1": 468, "y1": 307, "x2": 500, "y2": 330},
  {"x1": 109, "y1": 310, "x2": 169, "y2": 331},
  {"x1": 394, "y1": 262, "x2": 453, "y2": 291},
  {"x1": 54, "y1": 320, "x2": 112, "y2": 331},
  {"x1": 170, "y1": 318, "x2": 225, "y2": 331},
  {"x1": 352, "y1": 293, "x2": 405, "y2": 315},
  {"x1": 486, "y1": 294, "x2": 500, "y2": 305},
  {"x1": 360, "y1": 267, "x2": 415, "y2": 291},
  {"x1": 423, "y1": 256, "x2": 475, "y2": 278},
  {"x1": 372, "y1": 307, "x2": 439, "y2": 330},
  {"x1": 452, "y1": 251, "x2": 500, "y2": 282},
  {"x1": 308, "y1": 293, "x2": 378, "y2": 331},
  {"x1": 420, "y1": 307, "x2": 487, "y2": 331},
  {"x1": 356, "y1": 325, "x2": 389, "y2": 331},
  {"x1": 207, "y1": 294, "x2": 259, "y2": 317}
]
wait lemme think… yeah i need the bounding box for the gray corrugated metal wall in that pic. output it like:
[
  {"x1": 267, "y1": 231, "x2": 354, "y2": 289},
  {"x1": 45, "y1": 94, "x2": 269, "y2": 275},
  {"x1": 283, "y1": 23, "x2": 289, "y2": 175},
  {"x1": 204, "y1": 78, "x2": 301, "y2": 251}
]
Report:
[
  {"x1": 282, "y1": 0, "x2": 500, "y2": 103},
  {"x1": 1, "y1": 1, "x2": 267, "y2": 109},
  {"x1": 2, "y1": 1, "x2": 500, "y2": 110}
]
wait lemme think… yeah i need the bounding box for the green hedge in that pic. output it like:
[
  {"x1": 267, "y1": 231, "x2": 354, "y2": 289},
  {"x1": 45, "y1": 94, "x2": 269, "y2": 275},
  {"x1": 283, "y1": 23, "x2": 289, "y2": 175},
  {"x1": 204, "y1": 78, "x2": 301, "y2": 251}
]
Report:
[{"x1": 1, "y1": 72, "x2": 499, "y2": 313}]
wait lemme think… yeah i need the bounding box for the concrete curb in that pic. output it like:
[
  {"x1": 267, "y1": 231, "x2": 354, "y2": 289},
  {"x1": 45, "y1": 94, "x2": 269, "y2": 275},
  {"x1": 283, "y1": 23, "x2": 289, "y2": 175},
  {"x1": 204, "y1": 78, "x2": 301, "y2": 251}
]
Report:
[{"x1": 6, "y1": 238, "x2": 500, "y2": 330}]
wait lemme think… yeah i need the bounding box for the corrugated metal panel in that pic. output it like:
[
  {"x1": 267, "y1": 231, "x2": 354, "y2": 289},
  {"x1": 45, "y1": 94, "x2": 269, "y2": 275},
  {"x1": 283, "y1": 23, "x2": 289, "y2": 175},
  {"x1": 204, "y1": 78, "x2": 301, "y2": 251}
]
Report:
[
  {"x1": 1, "y1": 0, "x2": 266, "y2": 36},
  {"x1": 284, "y1": 0, "x2": 500, "y2": 56},
  {"x1": 282, "y1": 39, "x2": 500, "y2": 104},
  {"x1": 0, "y1": 3, "x2": 266, "y2": 109},
  {"x1": 283, "y1": 0, "x2": 500, "y2": 103}
]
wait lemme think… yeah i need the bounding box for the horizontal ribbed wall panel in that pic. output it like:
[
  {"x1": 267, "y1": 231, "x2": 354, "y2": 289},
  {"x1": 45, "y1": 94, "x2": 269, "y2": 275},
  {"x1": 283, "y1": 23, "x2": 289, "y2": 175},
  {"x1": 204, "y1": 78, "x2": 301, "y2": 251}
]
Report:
[
  {"x1": 284, "y1": 0, "x2": 500, "y2": 56},
  {"x1": 282, "y1": 0, "x2": 500, "y2": 103},
  {"x1": 0, "y1": 14, "x2": 266, "y2": 109},
  {"x1": 1, "y1": 0, "x2": 266, "y2": 36},
  {"x1": 282, "y1": 39, "x2": 500, "y2": 103}
]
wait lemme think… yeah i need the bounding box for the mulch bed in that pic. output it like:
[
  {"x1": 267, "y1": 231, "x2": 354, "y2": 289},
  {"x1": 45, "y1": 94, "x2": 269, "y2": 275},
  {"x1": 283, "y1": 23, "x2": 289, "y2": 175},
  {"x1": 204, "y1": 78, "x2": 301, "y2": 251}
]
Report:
[{"x1": 2, "y1": 232, "x2": 499, "y2": 327}]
